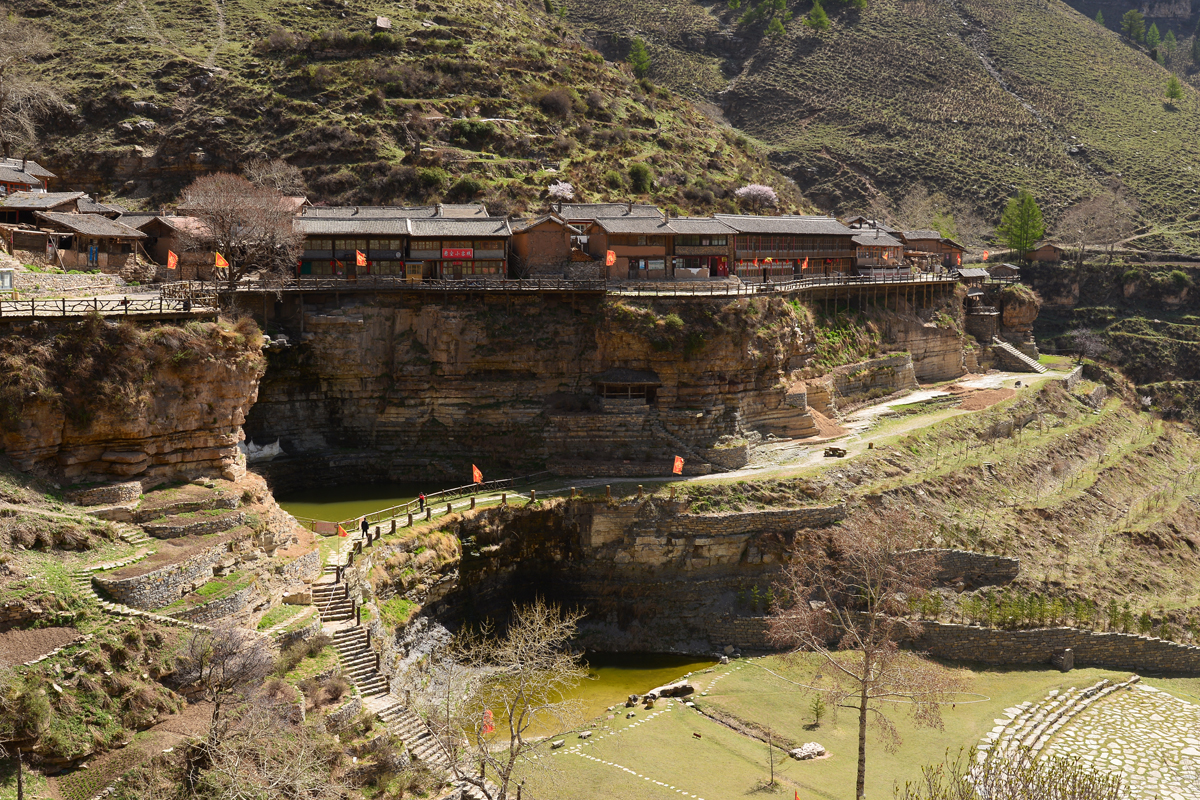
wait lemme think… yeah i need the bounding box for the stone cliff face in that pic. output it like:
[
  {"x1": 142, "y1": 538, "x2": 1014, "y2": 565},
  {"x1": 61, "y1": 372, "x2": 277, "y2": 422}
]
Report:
[
  {"x1": 0, "y1": 318, "x2": 265, "y2": 483},
  {"x1": 248, "y1": 290, "x2": 968, "y2": 484},
  {"x1": 421, "y1": 498, "x2": 846, "y2": 653}
]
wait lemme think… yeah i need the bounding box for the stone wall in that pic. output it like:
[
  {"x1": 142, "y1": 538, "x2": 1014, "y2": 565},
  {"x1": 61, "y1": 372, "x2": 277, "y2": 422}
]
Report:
[
  {"x1": 95, "y1": 540, "x2": 232, "y2": 609},
  {"x1": 0, "y1": 600, "x2": 47, "y2": 632},
  {"x1": 913, "y1": 622, "x2": 1200, "y2": 674},
  {"x1": 831, "y1": 353, "x2": 917, "y2": 403},
  {"x1": 324, "y1": 695, "x2": 363, "y2": 733},
  {"x1": 64, "y1": 481, "x2": 142, "y2": 507},
  {"x1": 143, "y1": 512, "x2": 247, "y2": 539},
  {"x1": 170, "y1": 583, "x2": 257, "y2": 623},
  {"x1": 1060, "y1": 365, "x2": 1084, "y2": 390},
  {"x1": 276, "y1": 548, "x2": 321, "y2": 582},
  {"x1": 10, "y1": 271, "x2": 129, "y2": 296},
  {"x1": 908, "y1": 548, "x2": 1020, "y2": 588}
]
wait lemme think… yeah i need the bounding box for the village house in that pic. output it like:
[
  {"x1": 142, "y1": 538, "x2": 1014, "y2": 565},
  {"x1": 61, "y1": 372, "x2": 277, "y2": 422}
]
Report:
[
  {"x1": 295, "y1": 216, "x2": 410, "y2": 278},
  {"x1": 0, "y1": 191, "x2": 86, "y2": 226},
  {"x1": 34, "y1": 212, "x2": 146, "y2": 272},
  {"x1": 509, "y1": 214, "x2": 587, "y2": 276},
  {"x1": 1026, "y1": 241, "x2": 1065, "y2": 263},
  {"x1": 852, "y1": 229, "x2": 906, "y2": 271},
  {"x1": 989, "y1": 262, "x2": 1021, "y2": 281},
  {"x1": 901, "y1": 229, "x2": 967, "y2": 268},
  {"x1": 714, "y1": 214, "x2": 857, "y2": 280},
  {"x1": 0, "y1": 158, "x2": 55, "y2": 196},
  {"x1": 407, "y1": 217, "x2": 511, "y2": 280},
  {"x1": 585, "y1": 216, "x2": 674, "y2": 280},
  {"x1": 668, "y1": 217, "x2": 735, "y2": 279},
  {"x1": 126, "y1": 215, "x2": 215, "y2": 280}
]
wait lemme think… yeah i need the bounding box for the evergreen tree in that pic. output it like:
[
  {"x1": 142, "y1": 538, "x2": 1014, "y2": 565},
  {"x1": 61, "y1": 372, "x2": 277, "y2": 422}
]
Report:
[
  {"x1": 1164, "y1": 29, "x2": 1177, "y2": 54},
  {"x1": 1193, "y1": 35, "x2": 1200, "y2": 64},
  {"x1": 997, "y1": 190, "x2": 1045, "y2": 261},
  {"x1": 766, "y1": 16, "x2": 786, "y2": 36},
  {"x1": 804, "y1": 0, "x2": 830, "y2": 30},
  {"x1": 627, "y1": 37, "x2": 651, "y2": 78},
  {"x1": 1121, "y1": 9, "x2": 1146, "y2": 43},
  {"x1": 1166, "y1": 74, "x2": 1184, "y2": 106},
  {"x1": 1147, "y1": 23, "x2": 1161, "y2": 51},
  {"x1": 1095, "y1": 9, "x2": 1104, "y2": 26}
]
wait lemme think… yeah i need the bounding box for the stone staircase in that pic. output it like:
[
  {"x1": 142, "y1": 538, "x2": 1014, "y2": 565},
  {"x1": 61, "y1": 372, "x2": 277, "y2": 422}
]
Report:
[
  {"x1": 978, "y1": 675, "x2": 1140, "y2": 763},
  {"x1": 991, "y1": 337, "x2": 1047, "y2": 374},
  {"x1": 375, "y1": 703, "x2": 498, "y2": 800},
  {"x1": 312, "y1": 582, "x2": 354, "y2": 622},
  {"x1": 331, "y1": 626, "x2": 389, "y2": 696}
]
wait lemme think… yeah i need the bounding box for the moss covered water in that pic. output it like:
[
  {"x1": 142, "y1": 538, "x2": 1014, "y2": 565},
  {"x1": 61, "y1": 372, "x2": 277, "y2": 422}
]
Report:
[{"x1": 275, "y1": 482, "x2": 454, "y2": 524}]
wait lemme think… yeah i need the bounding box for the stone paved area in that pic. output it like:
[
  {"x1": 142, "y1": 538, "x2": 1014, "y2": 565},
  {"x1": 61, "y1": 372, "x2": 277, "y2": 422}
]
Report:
[{"x1": 1042, "y1": 683, "x2": 1200, "y2": 799}]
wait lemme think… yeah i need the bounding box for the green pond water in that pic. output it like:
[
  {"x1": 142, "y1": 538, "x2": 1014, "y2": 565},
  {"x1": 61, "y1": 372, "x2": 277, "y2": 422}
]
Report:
[{"x1": 275, "y1": 482, "x2": 455, "y2": 523}]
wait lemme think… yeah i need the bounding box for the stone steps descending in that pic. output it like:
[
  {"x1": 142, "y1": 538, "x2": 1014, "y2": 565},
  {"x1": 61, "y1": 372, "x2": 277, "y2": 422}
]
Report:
[
  {"x1": 329, "y1": 625, "x2": 389, "y2": 697},
  {"x1": 991, "y1": 337, "x2": 1048, "y2": 373}
]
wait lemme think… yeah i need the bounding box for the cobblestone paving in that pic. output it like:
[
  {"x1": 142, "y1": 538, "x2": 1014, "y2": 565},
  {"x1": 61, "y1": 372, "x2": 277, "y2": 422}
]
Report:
[{"x1": 1042, "y1": 683, "x2": 1200, "y2": 799}]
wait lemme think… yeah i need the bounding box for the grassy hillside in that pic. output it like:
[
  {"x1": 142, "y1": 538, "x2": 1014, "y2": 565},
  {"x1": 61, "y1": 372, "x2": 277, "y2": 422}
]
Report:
[
  {"x1": 8, "y1": 0, "x2": 800, "y2": 212},
  {"x1": 569, "y1": 0, "x2": 1200, "y2": 250}
]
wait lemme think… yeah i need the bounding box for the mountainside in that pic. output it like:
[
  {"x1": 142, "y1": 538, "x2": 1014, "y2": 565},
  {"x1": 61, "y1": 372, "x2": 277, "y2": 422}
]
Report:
[
  {"x1": 7, "y1": 0, "x2": 800, "y2": 212},
  {"x1": 569, "y1": 0, "x2": 1200, "y2": 250}
]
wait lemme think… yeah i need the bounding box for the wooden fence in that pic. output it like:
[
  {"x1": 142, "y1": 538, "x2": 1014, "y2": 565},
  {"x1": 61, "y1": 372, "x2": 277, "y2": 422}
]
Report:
[{"x1": 0, "y1": 295, "x2": 217, "y2": 319}]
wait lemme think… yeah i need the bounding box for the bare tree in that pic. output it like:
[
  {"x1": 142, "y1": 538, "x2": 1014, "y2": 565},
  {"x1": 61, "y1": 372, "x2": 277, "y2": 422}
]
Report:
[
  {"x1": 174, "y1": 626, "x2": 275, "y2": 744},
  {"x1": 178, "y1": 173, "x2": 304, "y2": 287},
  {"x1": 769, "y1": 507, "x2": 962, "y2": 800},
  {"x1": 895, "y1": 746, "x2": 1125, "y2": 800},
  {"x1": 452, "y1": 600, "x2": 588, "y2": 800},
  {"x1": 1067, "y1": 327, "x2": 1106, "y2": 363},
  {"x1": 243, "y1": 157, "x2": 306, "y2": 196},
  {"x1": 0, "y1": 8, "x2": 64, "y2": 160},
  {"x1": 1057, "y1": 190, "x2": 1138, "y2": 266}
]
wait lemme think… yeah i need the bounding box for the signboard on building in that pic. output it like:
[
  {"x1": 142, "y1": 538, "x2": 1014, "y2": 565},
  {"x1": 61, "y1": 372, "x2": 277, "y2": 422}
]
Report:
[
  {"x1": 0, "y1": 268, "x2": 13, "y2": 292},
  {"x1": 442, "y1": 248, "x2": 473, "y2": 259}
]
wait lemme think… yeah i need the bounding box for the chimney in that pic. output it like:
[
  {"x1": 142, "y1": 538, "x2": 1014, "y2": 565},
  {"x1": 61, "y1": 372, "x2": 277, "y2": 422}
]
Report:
[
  {"x1": 352, "y1": 206, "x2": 359, "y2": 216},
  {"x1": 626, "y1": 201, "x2": 632, "y2": 214},
  {"x1": 437, "y1": 203, "x2": 445, "y2": 217}
]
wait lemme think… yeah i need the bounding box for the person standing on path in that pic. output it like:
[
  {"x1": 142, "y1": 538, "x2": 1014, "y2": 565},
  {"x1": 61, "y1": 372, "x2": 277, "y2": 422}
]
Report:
[
  {"x1": 360, "y1": 515, "x2": 369, "y2": 538},
  {"x1": 418, "y1": 493, "x2": 426, "y2": 512}
]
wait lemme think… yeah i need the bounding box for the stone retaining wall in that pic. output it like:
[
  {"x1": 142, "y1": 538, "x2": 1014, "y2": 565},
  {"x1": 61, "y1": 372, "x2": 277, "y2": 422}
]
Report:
[
  {"x1": 275, "y1": 548, "x2": 321, "y2": 582},
  {"x1": 913, "y1": 622, "x2": 1200, "y2": 674},
  {"x1": 831, "y1": 353, "x2": 918, "y2": 403},
  {"x1": 143, "y1": 512, "x2": 247, "y2": 539},
  {"x1": 169, "y1": 583, "x2": 257, "y2": 623},
  {"x1": 0, "y1": 600, "x2": 46, "y2": 632},
  {"x1": 1060, "y1": 365, "x2": 1083, "y2": 390},
  {"x1": 65, "y1": 481, "x2": 142, "y2": 507},
  {"x1": 10, "y1": 271, "x2": 128, "y2": 295},
  {"x1": 324, "y1": 695, "x2": 363, "y2": 733},
  {"x1": 94, "y1": 540, "x2": 231, "y2": 609},
  {"x1": 906, "y1": 548, "x2": 1020, "y2": 588},
  {"x1": 705, "y1": 615, "x2": 773, "y2": 651}
]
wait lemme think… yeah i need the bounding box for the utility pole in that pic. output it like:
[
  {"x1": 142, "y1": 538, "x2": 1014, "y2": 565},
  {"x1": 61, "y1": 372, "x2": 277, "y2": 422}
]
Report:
[{"x1": 16, "y1": 748, "x2": 23, "y2": 800}]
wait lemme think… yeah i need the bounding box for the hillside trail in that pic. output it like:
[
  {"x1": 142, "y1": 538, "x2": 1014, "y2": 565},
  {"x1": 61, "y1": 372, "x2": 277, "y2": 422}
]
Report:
[{"x1": 205, "y1": 0, "x2": 227, "y2": 69}]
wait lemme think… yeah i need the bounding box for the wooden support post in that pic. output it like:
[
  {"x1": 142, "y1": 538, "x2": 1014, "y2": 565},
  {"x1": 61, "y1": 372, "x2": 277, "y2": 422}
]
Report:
[
  {"x1": 407, "y1": 512, "x2": 413, "y2": 526},
  {"x1": 391, "y1": 519, "x2": 397, "y2": 536},
  {"x1": 446, "y1": 502, "x2": 452, "y2": 515},
  {"x1": 356, "y1": 603, "x2": 361, "y2": 626},
  {"x1": 425, "y1": 507, "x2": 431, "y2": 520},
  {"x1": 501, "y1": 492, "x2": 506, "y2": 505},
  {"x1": 530, "y1": 490, "x2": 536, "y2": 502},
  {"x1": 606, "y1": 485, "x2": 612, "y2": 499},
  {"x1": 571, "y1": 487, "x2": 577, "y2": 498},
  {"x1": 670, "y1": 486, "x2": 676, "y2": 499}
]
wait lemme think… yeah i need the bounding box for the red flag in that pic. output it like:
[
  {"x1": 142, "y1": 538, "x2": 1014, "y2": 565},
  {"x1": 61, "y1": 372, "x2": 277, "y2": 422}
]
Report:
[
  {"x1": 482, "y1": 709, "x2": 495, "y2": 735},
  {"x1": 982, "y1": 250, "x2": 990, "y2": 260},
  {"x1": 337, "y1": 524, "x2": 348, "y2": 538},
  {"x1": 673, "y1": 456, "x2": 684, "y2": 475},
  {"x1": 753, "y1": 258, "x2": 759, "y2": 266},
  {"x1": 956, "y1": 253, "x2": 962, "y2": 266},
  {"x1": 472, "y1": 464, "x2": 483, "y2": 484},
  {"x1": 795, "y1": 792, "x2": 800, "y2": 800},
  {"x1": 167, "y1": 250, "x2": 178, "y2": 271},
  {"x1": 215, "y1": 252, "x2": 229, "y2": 269},
  {"x1": 356, "y1": 250, "x2": 367, "y2": 267},
  {"x1": 605, "y1": 250, "x2": 616, "y2": 267},
  {"x1": 802, "y1": 257, "x2": 809, "y2": 270}
]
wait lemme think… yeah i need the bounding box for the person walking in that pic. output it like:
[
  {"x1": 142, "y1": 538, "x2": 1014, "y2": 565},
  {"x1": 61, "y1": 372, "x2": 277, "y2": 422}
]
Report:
[{"x1": 418, "y1": 493, "x2": 426, "y2": 512}]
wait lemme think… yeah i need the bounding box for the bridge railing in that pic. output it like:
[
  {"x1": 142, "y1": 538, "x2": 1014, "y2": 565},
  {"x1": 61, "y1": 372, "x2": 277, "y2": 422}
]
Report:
[{"x1": 0, "y1": 295, "x2": 216, "y2": 319}]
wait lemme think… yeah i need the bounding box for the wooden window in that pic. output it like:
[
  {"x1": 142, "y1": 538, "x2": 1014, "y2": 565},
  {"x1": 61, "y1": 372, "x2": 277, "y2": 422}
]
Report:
[
  {"x1": 411, "y1": 239, "x2": 440, "y2": 250},
  {"x1": 444, "y1": 240, "x2": 472, "y2": 250}
]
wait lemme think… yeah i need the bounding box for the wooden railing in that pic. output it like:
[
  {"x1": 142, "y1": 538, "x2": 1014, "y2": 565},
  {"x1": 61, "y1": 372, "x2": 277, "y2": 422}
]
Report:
[
  {"x1": 608, "y1": 272, "x2": 960, "y2": 297},
  {"x1": 0, "y1": 295, "x2": 217, "y2": 319}
]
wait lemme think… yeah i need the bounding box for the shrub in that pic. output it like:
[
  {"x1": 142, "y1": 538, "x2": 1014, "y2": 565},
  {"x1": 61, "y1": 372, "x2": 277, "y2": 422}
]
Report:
[
  {"x1": 604, "y1": 170, "x2": 624, "y2": 189},
  {"x1": 628, "y1": 162, "x2": 653, "y2": 193},
  {"x1": 449, "y1": 175, "x2": 485, "y2": 199},
  {"x1": 539, "y1": 88, "x2": 573, "y2": 117},
  {"x1": 1170, "y1": 269, "x2": 1192, "y2": 288},
  {"x1": 417, "y1": 167, "x2": 450, "y2": 189},
  {"x1": 449, "y1": 119, "x2": 496, "y2": 146}
]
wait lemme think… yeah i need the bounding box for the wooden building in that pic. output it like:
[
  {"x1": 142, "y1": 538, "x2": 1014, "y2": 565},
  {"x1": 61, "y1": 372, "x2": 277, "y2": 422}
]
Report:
[
  {"x1": 714, "y1": 214, "x2": 857, "y2": 280},
  {"x1": 1026, "y1": 242, "x2": 1064, "y2": 263},
  {"x1": 0, "y1": 158, "x2": 55, "y2": 197},
  {"x1": 989, "y1": 263, "x2": 1021, "y2": 280},
  {"x1": 585, "y1": 217, "x2": 674, "y2": 280},
  {"x1": 668, "y1": 217, "x2": 735, "y2": 279},
  {"x1": 0, "y1": 192, "x2": 85, "y2": 226},
  {"x1": 510, "y1": 214, "x2": 584, "y2": 276},
  {"x1": 408, "y1": 217, "x2": 511, "y2": 280},
  {"x1": 34, "y1": 212, "x2": 146, "y2": 272},
  {"x1": 551, "y1": 203, "x2": 662, "y2": 228},
  {"x1": 77, "y1": 197, "x2": 125, "y2": 218},
  {"x1": 129, "y1": 215, "x2": 215, "y2": 279},
  {"x1": 295, "y1": 216, "x2": 410, "y2": 277},
  {"x1": 594, "y1": 368, "x2": 661, "y2": 405},
  {"x1": 902, "y1": 230, "x2": 966, "y2": 268},
  {"x1": 853, "y1": 229, "x2": 905, "y2": 270}
]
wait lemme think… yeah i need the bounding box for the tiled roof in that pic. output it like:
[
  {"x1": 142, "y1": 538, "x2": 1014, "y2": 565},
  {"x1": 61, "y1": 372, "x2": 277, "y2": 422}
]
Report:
[
  {"x1": 554, "y1": 203, "x2": 662, "y2": 220},
  {"x1": 902, "y1": 230, "x2": 943, "y2": 241},
  {"x1": 117, "y1": 213, "x2": 160, "y2": 229},
  {"x1": 77, "y1": 197, "x2": 126, "y2": 215},
  {"x1": 511, "y1": 215, "x2": 580, "y2": 234},
  {"x1": 299, "y1": 203, "x2": 488, "y2": 219},
  {"x1": 1, "y1": 158, "x2": 55, "y2": 179},
  {"x1": 589, "y1": 217, "x2": 675, "y2": 235},
  {"x1": 714, "y1": 214, "x2": 854, "y2": 236},
  {"x1": 667, "y1": 217, "x2": 737, "y2": 235},
  {"x1": 408, "y1": 217, "x2": 511, "y2": 237},
  {"x1": 852, "y1": 231, "x2": 904, "y2": 248},
  {"x1": 0, "y1": 167, "x2": 42, "y2": 187},
  {"x1": 595, "y1": 367, "x2": 661, "y2": 384},
  {"x1": 438, "y1": 203, "x2": 490, "y2": 218},
  {"x1": 35, "y1": 212, "x2": 146, "y2": 238},
  {"x1": 0, "y1": 191, "x2": 85, "y2": 210},
  {"x1": 957, "y1": 268, "x2": 990, "y2": 279},
  {"x1": 295, "y1": 217, "x2": 411, "y2": 236}
]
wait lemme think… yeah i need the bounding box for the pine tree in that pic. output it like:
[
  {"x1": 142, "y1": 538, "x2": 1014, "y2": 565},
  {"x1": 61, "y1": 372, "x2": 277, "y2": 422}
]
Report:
[
  {"x1": 1194, "y1": 35, "x2": 1200, "y2": 64},
  {"x1": 1147, "y1": 23, "x2": 1161, "y2": 51},
  {"x1": 997, "y1": 190, "x2": 1045, "y2": 261},
  {"x1": 1164, "y1": 29, "x2": 1177, "y2": 54},
  {"x1": 804, "y1": 0, "x2": 830, "y2": 30},
  {"x1": 1095, "y1": 9, "x2": 1104, "y2": 26},
  {"x1": 628, "y1": 37, "x2": 651, "y2": 78},
  {"x1": 1121, "y1": 9, "x2": 1146, "y2": 43},
  {"x1": 766, "y1": 16, "x2": 786, "y2": 36},
  {"x1": 1166, "y1": 74, "x2": 1184, "y2": 106}
]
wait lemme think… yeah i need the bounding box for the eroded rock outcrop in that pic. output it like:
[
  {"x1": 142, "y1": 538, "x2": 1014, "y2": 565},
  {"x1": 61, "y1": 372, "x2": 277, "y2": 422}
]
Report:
[{"x1": 0, "y1": 317, "x2": 265, "y2": 482}]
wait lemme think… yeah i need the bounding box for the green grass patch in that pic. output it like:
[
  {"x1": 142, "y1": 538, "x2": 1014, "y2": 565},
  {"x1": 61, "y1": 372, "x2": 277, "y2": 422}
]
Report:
[
  {"x1": 257, "y1": 603, "x2": 305, "y2": 631},
  {"x1": 379, "y1": 596, "x2": 419, "y2": 629}
]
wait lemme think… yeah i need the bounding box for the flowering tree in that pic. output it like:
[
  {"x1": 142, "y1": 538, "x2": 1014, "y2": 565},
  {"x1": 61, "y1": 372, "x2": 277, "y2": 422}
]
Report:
[
  {"x1": 735, "y1": 183, "x2": 778, "y2": 211},
  {"x1": 548, "y1": 180, "x2": 575, "y2": 201}
]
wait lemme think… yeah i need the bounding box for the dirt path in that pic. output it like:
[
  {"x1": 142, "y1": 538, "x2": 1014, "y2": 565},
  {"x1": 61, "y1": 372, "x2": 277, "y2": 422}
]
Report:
[
  {"x1": 205, "y1": 0, "x2": 226, "y2": 69},
  {"x1": 0, "y1": 627, "x2": 81, "y2": 667}
]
